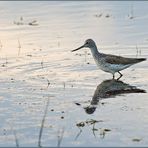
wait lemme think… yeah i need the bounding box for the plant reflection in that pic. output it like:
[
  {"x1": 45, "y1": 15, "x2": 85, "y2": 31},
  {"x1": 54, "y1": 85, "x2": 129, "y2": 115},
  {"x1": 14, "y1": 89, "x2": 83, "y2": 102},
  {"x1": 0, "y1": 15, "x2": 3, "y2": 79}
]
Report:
[{"x1": 75, "y1": 79, "x2": 146, "y2": 140}]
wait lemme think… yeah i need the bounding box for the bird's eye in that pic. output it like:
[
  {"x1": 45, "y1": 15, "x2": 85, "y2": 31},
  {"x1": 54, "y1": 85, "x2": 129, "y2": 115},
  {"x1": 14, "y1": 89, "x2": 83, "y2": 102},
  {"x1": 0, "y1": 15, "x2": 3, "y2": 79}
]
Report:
[{"x1": 86, "y1": 42, "x2": 88, "y2": 44}]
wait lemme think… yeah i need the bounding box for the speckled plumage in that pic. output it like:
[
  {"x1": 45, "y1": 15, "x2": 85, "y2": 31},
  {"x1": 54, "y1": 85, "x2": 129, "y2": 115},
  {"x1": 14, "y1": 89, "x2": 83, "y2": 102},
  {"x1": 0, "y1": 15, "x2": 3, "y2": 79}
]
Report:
[{"x1": 72, "y1": 39, "x2": 146, "y2": 79}]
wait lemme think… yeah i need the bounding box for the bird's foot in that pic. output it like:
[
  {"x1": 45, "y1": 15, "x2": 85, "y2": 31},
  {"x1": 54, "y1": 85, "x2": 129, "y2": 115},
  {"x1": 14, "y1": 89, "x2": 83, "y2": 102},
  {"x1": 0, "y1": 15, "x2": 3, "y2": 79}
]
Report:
[
  {"x1": 112, "y1": 72, "x2": 123, "y2": 81},
  {"x1": 117, "y1": 72, "x2": 123, "y2": 80}
]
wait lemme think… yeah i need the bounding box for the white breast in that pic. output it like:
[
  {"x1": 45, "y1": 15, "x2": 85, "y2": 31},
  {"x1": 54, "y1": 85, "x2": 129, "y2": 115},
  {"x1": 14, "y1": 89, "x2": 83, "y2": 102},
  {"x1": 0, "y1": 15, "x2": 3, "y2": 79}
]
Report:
[{"x1": 95, "y1": 60, "x2": 131, "y2": 74}]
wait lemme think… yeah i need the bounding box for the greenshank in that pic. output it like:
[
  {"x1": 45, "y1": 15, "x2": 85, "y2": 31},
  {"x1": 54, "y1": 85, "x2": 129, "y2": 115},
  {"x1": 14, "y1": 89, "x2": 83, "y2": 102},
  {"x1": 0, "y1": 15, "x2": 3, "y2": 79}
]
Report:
[{"x1": 72, "y1": 39, "x2": 146, "y2": 79}]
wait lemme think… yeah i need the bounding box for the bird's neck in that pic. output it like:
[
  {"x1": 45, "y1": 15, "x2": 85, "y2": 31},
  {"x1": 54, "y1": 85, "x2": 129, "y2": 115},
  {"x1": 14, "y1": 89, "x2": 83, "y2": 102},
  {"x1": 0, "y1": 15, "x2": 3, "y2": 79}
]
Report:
[{"x1": 90, "y1": 46, "x2": 101, "y2": 58}]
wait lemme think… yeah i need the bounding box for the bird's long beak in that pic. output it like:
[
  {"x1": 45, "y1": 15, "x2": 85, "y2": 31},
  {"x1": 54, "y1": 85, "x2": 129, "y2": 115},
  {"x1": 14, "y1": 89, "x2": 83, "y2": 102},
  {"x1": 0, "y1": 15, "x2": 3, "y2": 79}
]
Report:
[{"x1": 71, "y1": 45, "x2": 85, "y2": 52}]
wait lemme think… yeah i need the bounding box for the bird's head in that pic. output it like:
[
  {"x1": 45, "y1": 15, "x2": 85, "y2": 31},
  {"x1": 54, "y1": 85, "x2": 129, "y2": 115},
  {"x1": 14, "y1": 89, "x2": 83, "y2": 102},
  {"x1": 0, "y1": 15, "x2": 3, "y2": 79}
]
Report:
[{"x1": 71, "y1": 39, "x2": 96, "y2": 52}]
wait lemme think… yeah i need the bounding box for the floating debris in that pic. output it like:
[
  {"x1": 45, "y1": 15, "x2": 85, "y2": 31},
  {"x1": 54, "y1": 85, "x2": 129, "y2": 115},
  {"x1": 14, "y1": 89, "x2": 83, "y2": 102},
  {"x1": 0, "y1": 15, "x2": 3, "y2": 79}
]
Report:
[
  {"x1": 14, "y1": 17, "x2": 39, "y2": 26},
  {"x1": 3, "y1": 129, "x2": 6, "y2": 135},
  {"x1": 94, "y1": 13, "x2": 103, "y2": 18},
  {"x1": 63, "y1": 82, "x2": 66, "y2": 89},
  {"x1": 86, "y1": 119, "x2": 103, "y2": 125},
  {"x1": 1, "y1": 64, "x2": 6, "y2": 67},
  {"x1": 100, "y1": 128, "x2": 111, "y2": 139},
  {"x1": 132, "y1": 138, "x2": 142, "y2": 142},
  {"x1": 14, "y1": 21, "x2": 23, "y2": 25},
  {"x1": 61, "y1": 116, "x2": 64, "y2": 119},
  {"x1": 104, "y1": 128, "x2": 111, "y2": 132},
  {"x1": 75, "y1": 102, "x2": 81, "y2": 106},
  {"x1": 98, "y1": 13, "x2": 103, "y2": 17},
  {"x1": 41, "y1": 60, "x2": 44, "y2": 69},
  {"x1": 128, "y1": 5, "x2": 135, "y2": 19},
  {"x1": 76, "y1": 122, "x2": 85, "y2": 127},
  {"x1": 18, "y1": 39, "x2": 21, "y2": 56},
  {"x1": 47, "y1": 79, "x2": 50, "y2": 88},
  {"x1": 101, "y1": 102, "x2": 106, "y2": 105},
  {"x1": 26, "y1": 54, "x2": 32, "y2": 57},
  {"x1": 20, "y1": 16, "x2": 23, "y2": 21},
  {"x1": 92, "y1": 128, "x2": 98, "y2": 131},
  {"x1": 105, "y1": 14, "x2": 111, "y2": 18},
  {"x1": 0, "y1": 40, "x2": 3, "y2": 49},
  {"x1": 28, "y1": 20, "x2": 38, "y2": 26},
  {"x1": 129, "y1": 16, "x2": 134, "y2": 19}
]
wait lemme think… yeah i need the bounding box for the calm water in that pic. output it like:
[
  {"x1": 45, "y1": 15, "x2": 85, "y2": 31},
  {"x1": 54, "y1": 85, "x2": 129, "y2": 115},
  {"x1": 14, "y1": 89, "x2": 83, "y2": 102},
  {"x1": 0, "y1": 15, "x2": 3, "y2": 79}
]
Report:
[{"x1": 0, "y1": 1, "x2": 148, "y2": 147}]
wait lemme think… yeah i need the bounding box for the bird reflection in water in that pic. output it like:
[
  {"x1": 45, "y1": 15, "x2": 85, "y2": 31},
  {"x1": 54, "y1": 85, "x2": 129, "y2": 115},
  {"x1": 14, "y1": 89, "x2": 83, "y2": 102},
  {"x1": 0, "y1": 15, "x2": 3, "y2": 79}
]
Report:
[
  {"x1": 82, "y1": 79, "x2": 146, "y2": 114},
  {"x1": 74, "y1": 79, "x2": 146, "y2": 140}
]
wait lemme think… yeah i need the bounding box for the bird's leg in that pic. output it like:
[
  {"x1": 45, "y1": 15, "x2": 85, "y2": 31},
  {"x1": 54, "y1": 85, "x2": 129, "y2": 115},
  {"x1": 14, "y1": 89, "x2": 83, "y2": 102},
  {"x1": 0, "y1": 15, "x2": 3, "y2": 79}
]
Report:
[
  {"x1": 112, "y1": 74, "x2": 115, "y2": 79},
  {"x1": 118, "y1": 71, "x2": 123, "y2": 77},
  {"x1": 117, "y1": 71, "x2": 123, "y2": 80}
]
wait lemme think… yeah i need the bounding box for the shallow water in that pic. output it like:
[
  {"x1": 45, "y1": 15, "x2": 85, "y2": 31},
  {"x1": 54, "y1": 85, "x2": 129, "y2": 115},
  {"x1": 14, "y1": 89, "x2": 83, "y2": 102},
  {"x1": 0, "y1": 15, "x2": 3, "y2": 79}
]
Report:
[{"x1": 0, "y1": 1, "x2": 148, "y2": 147}]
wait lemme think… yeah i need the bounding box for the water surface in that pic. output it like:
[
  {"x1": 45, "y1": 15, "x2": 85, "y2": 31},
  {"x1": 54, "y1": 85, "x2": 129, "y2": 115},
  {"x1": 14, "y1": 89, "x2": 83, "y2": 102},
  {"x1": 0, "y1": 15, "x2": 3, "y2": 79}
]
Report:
[{"x1": 0, "y1": 1, "x2": 148, "y2": 147}]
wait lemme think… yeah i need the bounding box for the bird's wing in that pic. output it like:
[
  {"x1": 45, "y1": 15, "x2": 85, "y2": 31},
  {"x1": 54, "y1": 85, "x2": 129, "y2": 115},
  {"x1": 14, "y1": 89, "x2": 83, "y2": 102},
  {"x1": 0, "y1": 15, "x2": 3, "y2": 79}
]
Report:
[{"x1": 104, "y1": 54, "x2": 145, "y2": 65}]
